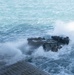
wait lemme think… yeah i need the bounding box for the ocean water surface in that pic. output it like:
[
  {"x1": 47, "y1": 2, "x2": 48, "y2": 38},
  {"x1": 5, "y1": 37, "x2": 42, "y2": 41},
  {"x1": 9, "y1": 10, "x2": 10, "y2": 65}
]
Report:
[{"x1": 0, "y1": 0, "x2": 74, "y2": 75}]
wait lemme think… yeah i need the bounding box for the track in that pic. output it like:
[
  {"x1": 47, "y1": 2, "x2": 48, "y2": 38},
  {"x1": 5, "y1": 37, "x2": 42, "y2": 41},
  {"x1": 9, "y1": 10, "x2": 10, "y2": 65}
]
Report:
[{"x1": 0, "y1": 61, "x2": 50, "y2": 75}]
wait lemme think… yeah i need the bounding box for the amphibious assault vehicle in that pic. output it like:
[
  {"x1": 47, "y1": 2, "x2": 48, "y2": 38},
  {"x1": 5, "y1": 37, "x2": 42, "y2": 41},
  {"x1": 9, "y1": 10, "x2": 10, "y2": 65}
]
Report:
[{"x1": 27, "y1": 36, "x2": 69, "y2": 52}]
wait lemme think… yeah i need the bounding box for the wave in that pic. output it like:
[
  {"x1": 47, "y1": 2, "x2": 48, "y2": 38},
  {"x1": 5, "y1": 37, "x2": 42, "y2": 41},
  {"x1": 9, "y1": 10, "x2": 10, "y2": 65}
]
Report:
[
  {"x1": 0, "y1": 21, "x2": 74, "y2": 75},
  {"x1": 0, "y1": 39, "x2": 28, "y2": 65}
]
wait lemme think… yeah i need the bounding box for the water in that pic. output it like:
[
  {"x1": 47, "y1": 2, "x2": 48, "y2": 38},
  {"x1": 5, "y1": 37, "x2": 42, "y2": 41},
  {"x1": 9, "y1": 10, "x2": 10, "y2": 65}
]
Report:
[{"x1": 0, "y1": 0, "x2": 74, "y2": 75}]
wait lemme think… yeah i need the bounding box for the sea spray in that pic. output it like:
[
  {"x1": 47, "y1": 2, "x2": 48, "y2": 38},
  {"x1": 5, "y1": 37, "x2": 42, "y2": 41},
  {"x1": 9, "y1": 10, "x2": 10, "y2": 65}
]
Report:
[{"x1": 0, "y1": 39, "x2": 28, "y2": 65}]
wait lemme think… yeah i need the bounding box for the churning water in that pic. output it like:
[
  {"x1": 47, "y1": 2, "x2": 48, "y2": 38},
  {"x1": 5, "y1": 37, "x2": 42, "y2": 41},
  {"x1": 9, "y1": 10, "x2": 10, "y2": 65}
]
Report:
[{"x1": 0, "y1": 0, "x2": 74, "y2": 75}]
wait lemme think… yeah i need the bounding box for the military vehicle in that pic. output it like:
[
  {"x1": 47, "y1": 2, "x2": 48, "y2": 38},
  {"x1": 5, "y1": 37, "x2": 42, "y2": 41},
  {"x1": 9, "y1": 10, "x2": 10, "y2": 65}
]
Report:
[{"x1": 27, "y1": 36, "x2": 69, "y2": 52}]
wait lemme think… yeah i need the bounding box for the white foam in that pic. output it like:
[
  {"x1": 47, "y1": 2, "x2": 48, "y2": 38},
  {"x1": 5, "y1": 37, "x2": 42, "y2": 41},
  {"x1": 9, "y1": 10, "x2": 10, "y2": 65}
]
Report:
[
  {"x1": 0, "y1": 39, "x2": 28, "y2": 65},
  {"x1": 46, "y1": 21, "x2": 74, "y2": 41},
  {"x1": 32, "y1": 46, "x2": 60, "y2": 60}
]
